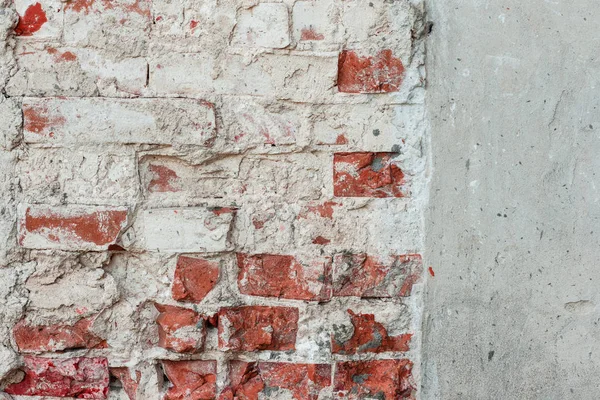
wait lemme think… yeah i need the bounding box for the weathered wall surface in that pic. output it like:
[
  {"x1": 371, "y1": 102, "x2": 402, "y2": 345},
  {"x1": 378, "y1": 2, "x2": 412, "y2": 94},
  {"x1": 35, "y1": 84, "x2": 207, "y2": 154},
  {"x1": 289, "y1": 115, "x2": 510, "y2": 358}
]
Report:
[
  {"x1": 0, "y1": 0, "x2": 428, "y2": 398},
  {"x1": 424, "y1": 1, "x2": 600, "y2": 399}
]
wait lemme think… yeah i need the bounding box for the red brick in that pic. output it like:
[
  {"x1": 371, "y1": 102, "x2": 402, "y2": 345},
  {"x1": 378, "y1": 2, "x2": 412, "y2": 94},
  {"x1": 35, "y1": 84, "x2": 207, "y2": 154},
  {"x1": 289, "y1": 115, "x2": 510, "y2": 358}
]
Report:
[
  {"x1": 300, "y1": 27, "x2": 325, "y2": 41},
  {"x1": 4, "y1": 356, "x2": 109, "y2": 398},
  {"x1": 312, "y1": 236, "x2": 331, "y2": 245},
  {"x1": 237, "y1": 253, "x2": 332, "y2": 301},
  {"x1": 18, "y1": 205, "x2": 128, "y2": 251},
  {"x1": 155, "y1": 304, "x2": 205, "y2": 353},
  {"x1": 222, "y1": 361, "x2": 331, "y2": 400},
  {"x1": 162, "y1": 360, "x2": 217, "y2": 400},
  {"x1": 337, "y1": 50, "x2": 405, "y2": 93},
  {"x1": 298, "y1": 201, "x2": 340, "y2": 219},
  {"x1": 148, "y1": 164, "x2": 180, "y2": 193},
  {"x1": 218, "y1": 306, "x2": 299, "y2": 351},
  {"x1": 333, "y1": 253, "x2": 422, "y2": 298},
  {"x1": 333, "y1": 359, "x2": 416, "y2": 399},
  {"x1": 110, "y1": 367, "x2": 140, "y2": 400},
  {"x1": 15, "y1": 2, "x2": 47, "y2": 36},
  {"x1": 22, "y1": 97, "x2": 216, "y2": 146},
  {"x1": 172, "y1": 256, "x2": 219, "y2": 303},
  {"x1": 13, "y1": 317, "x2": 106, "y2": 352},
  {"x1": 332, "y1": 310, "x2": 412, "y2": 354},
  {"x1": 333, "y1": 152, "x2": 406, "y2": 198}
]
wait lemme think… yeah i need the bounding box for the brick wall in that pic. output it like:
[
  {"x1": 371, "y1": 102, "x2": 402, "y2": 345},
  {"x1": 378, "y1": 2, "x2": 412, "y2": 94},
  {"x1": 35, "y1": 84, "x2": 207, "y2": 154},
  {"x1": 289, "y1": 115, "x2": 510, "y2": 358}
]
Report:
[{"x1": 0, "y1": 0, "x2": 428, "y2": 398}]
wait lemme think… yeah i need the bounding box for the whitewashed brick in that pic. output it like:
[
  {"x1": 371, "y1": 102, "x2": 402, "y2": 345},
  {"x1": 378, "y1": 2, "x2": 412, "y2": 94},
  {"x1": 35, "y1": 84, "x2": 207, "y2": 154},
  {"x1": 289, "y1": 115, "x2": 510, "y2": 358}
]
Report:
[
  {"x1": 22, "y1": 97, "x2": 216, "y2": 146},
  {"x1": 140, "y1": 156, "x2": 243, "y2": 206},
  {"x1": 17, "y1": 148, "x2": 138, "y2": 206},
  {"x1": 292, "y1": 0, "x2": 339, "y2": 45},
  {"x1": 217, "y1": 96, "x2": 310, "y2": 151},
  {"x1": 7, "y1": 43, "x2": 147, "y2": 97},
  {"x1": 63, "y1": 0, "x2": 152, "y2": 56},
  {"x1": 131, "y1": 208, "x2": 234, "y2": 252},
  {"x1": 311, "y1": 104, "x2": 425, "y2": 152},
  {"x1": 232, "y1": 3, "x2": 290, "y2": 49},
  {"x1": 149, "y1": 52, "x2": 337, "y2": 101},
  {"x1": 238, "y1": 153, "x2": 326, "y2": 201}
]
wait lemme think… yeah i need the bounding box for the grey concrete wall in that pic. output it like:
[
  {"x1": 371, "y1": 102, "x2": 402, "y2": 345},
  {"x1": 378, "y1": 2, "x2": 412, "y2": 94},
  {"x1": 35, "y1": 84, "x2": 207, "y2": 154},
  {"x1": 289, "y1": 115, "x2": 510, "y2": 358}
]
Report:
[{"x1": 424, "y1": 1, "x2": 600, "y2": 398}]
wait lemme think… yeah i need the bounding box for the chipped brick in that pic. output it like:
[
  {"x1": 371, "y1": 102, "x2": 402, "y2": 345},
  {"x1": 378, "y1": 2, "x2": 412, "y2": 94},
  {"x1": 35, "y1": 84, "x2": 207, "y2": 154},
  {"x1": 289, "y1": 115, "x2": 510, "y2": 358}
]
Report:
[
  {"x1": 333, "y1": 152, "x2": 406, "y2": 198},
  {"x1": 18, "y1": 204, "x2": 128, "y2": 251},
  {"x1": 237, "y1": 253, "x2": 332, "y2": 301},
  {"x1": 218, "y1": 306, "x2": 299, "y2": 351},
  {"x1": 337, "y1": 50, "x2": 405, "y2": 93},
  {"x1": 155, "y1": 304, "x2": 205, "y2": 353},
  {"x1": 224, "y1": 360, "x2": 331, "y2": 400},
  {"x1": 334, "y1": 359, "x2": 416, "y2": 399},
  {"x1": 110, "y1": 367, "x2": 141, "y2": 400},
  {"x1": 14, "y1": 317, "x2": 106, "y2": 352},
  {"x1": 4, "y1": 356, "x2": 109, "y2": 398},
  {"x1": 332, "y1": 310, "x2": 412, "y2": 354},
  {"x1": 162, "y1": 360, "x2": 217, "y2": 400},
  {"x1": 172, "y1": 256, "x2": 219, "y2": 303},
  {"x1": 333, "y1": 253, "x2": 422, "y2": 298}
]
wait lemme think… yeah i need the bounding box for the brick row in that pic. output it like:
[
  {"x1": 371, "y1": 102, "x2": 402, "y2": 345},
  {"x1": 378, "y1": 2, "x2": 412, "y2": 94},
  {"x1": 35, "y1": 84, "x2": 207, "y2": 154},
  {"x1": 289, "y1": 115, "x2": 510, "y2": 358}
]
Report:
[{"x1": 4, "y1": 356, "x2": 416, "y2": 399}]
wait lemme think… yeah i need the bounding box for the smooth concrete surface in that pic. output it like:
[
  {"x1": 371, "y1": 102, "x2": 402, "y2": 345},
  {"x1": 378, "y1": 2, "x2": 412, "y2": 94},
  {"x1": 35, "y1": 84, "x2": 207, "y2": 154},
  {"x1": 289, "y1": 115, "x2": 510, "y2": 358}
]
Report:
[{"x1": 424, "y1": 1, "x2": 600, "y2": 398}]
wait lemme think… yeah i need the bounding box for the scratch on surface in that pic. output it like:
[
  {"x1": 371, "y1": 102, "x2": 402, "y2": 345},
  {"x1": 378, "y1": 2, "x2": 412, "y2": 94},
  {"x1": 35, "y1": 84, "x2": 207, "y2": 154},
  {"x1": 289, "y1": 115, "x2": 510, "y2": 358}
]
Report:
[{"x1": 548, "y1": 90, "x2": 566, "y2": 129}]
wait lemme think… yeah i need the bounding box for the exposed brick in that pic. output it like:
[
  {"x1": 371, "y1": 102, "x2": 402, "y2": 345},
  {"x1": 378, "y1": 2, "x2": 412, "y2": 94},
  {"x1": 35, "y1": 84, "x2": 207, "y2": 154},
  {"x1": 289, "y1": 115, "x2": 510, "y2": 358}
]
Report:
[
  {"x1": 232, "y1": 3, "x2": 290, "y2": 48},
  {"x1": 7, "y1": 43, "x2": 147, "y2": 96},
  {"x1": 134, "y1": 208, "x2": 234, "y2": 252},
  {"x1": 13, "y1": 0, "x2": 62, "y2": 39},
  {"x1": 13, "y1": 317, "x2": 106, "y2": 352},
  {"x1": 333, "y1": 253, "x2": 422, "y2": 298},
  {"x1": 298, "y1": 201, "x2": 340, "y2": 219},
  {"x1": 333, "y1": 152, "x2": 406, "y2": 198},
  {"x1": 148, "y1": 164, "x2": 180, "y2": 193},
  {"x1": 1, "y1": 0, "x2": 427, "y2": 393},
  {"x1": 162, "y1": 360, "x2": 217, "y2": 400},
  {"x1": 18, "y1": 204, "x2": 128, "y2": 251},
  {"x1": 237, "y1": 253, "x2": 332, "y2": 301},
  {"x1": 14, "y1": 2, "x2": 47, "y2": 36},
  {"x1": 337, "y1": 50, "x2": 406, "y2": 93},
  {"x1": 223, "y1": 360, "x2": 331, "y2": 400},
  {"x1": 110, "y1": 367, "x2": 141, "y2": 400},
  {"x1": 4, "y1": 356, "x2": 109, "y2": 398},
  {"x1": 332, "y1": 310, "x2": 412, "y2": 354},
  {"x1": 172, "y1": 256, "x2": 219, "y2": 303},
  {"x1": 155, "y1": 304, "x2": 205, "y2": 353},
  {"x1": 22, "y1": 97, "x2": 216, "y2": 146},
  {"x1": 333, "y1": 359, "x2": 416, "y2": 399},
  {"x1": 218, "y1": 306, "x2": 299, "y2": 351}
]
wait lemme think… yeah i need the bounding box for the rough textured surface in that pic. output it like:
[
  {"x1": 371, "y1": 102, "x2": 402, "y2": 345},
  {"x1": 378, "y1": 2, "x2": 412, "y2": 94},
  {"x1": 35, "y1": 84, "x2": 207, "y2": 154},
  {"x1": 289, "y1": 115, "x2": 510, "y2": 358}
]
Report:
[
  {"x1": 4, "y1": 356, "x2": 109, "y2": 398},
  {"x1": 0, "y1": 0, "x2": 428, "y2": 397},
  {"x1": 423, "y1": 1, "x2": 600, "y2": 399},
  {"x1": 223, "y1": 361, "x2": 332, "y2": 400}
]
